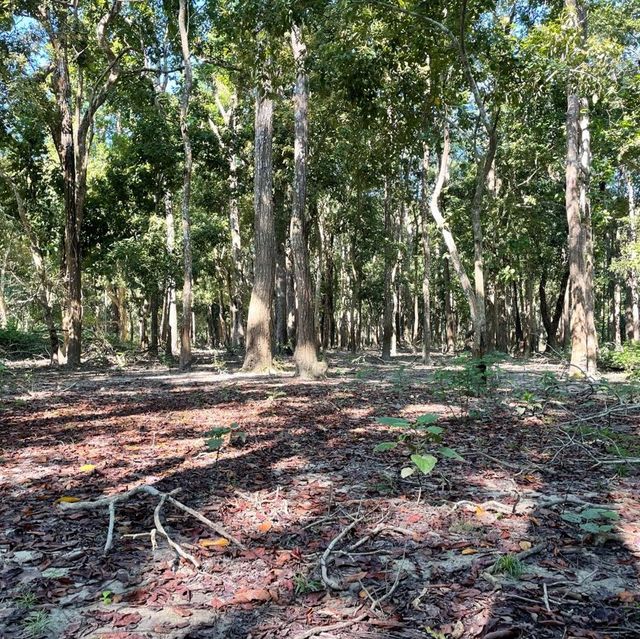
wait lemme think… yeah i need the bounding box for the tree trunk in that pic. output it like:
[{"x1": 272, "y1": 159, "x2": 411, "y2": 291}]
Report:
[
  {"x1": 429, "y1": 122, "x2": 478, "y2": 354},
  {"x1": 539, "y1": 269, "x2": 569, "y2": 352},
  {"x1": 149, "y1": 290, "x2": 159, "y2": 357},
  {"x1": 178, "y1": 0, "x2": 193, "y2": 370},
  {"x1": 421, "y1": 144, "x2": 432, "y2": 364},
  {"x1": 565, "y1": 0, "x2": 598, "y2": 376},
  {"x1": 624, "y1": 169, "x2": 640, "y2": 340},
  {"x1": 164, "y1": 191, "x2": 179, "y2": 357},
  {"x1": 382, "y1": 180, "x2": 395, "y2": 360},
  {"x1": 443, "y1": 257, "x2": 456, "y2": 353},
  {"x1": 243, "y1": 77, "x2": 275, "y2": 372}
]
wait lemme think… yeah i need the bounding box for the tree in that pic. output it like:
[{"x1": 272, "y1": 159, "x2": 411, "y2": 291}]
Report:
[
  {"x1": 289, "y1": 23, "x2": 325, "y2": 378},
  {"x1": 178, "y1": 0, "x2": 194, "y2": 370}
]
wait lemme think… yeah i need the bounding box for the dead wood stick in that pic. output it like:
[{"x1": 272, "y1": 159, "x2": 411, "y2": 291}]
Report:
[
  {"x1": 59, "y1": 484, "x2": 244, "y2": 557},
  {"x1": 163, "y1": 493, "x2": 245, "y2": 548},
  {"x1": 320, "y1": 516, "x2": 364, "y2": 590},
  {"x1": 104, "y1": 501, "x2": 116, "y2": 554},
  {"x1": 153, "y1": 491, "x2": 199, "y2": 568},
  {"x1": 292, "y1": 612, "x2": 368, "y2": 639},
  {"x1": 347, "y1": 523, "x2": 413, "y2": 552}
]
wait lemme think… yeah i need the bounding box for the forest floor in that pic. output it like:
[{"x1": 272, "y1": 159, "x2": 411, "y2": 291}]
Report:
[{"x1": 1, "y1": 350, "x2": 640, "y2": 639}]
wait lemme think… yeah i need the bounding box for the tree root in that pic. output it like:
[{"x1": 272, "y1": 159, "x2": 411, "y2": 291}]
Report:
[{"x1": 59, "y1": 484, "x2": 245, "y2": 567}]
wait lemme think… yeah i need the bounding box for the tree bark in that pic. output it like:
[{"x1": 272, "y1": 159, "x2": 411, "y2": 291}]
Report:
[
  {"x1": 420, "y1": 143, "x2": 432, "y2": 364},
  {"x1": 565, "y1": 0, "x2": 598, "y2": 376},
  {"x1": 178, "y1": 0, "x2": 193, "y2": 370},
  {"x1": 382, "y1": 179, "x2": 395, "y2": 360},
  {"x1": 289, "y1": 25, "x2": 323, "y2": 376},
  {"x1": 243, "y1": 76, "x2": 275, "y2": 372}
]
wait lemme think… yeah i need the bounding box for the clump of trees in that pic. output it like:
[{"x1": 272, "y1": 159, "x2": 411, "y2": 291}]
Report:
[{"x1": 0, "y1": 0, "x2": 638, "y2": 377}]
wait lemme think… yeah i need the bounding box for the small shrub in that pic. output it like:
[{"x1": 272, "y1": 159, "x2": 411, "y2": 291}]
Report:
[
  {"x1": 494, "y1": 554, "x2": 525, "y2": 578},
  {"x1": 373, "y1": 413, "x2": 464, "y2": 478},
  {"x1": 0, "y1": 325, "x2": 48, "y2": 360},
  {"x1": 599, "y1": 342, "x2": 640, "y2": 379},
  {"x1": 23, "y1": 610, "x2": 51, "y2": 638}
]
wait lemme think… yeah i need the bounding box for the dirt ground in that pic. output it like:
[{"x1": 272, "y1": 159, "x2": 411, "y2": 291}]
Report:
[{"x1": 1, "y1": 351, "x2": 639, "y2": 639}]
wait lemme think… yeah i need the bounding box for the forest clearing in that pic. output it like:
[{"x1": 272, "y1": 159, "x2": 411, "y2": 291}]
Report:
[
  {"x1": 1, "y1": 352, "x2": 640, "y2": 638},
  {"x1": 2, "y1": 0, "x2": 640, "y2": 637}
]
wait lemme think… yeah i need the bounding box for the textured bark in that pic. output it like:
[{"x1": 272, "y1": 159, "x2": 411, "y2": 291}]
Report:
[
  {"x1": 429, "y1": 123, "x2": 479, "y2": 354},
  {"x1": 243, "y1": 78, "x2": 275, "y2": 372},
  {"x1": 178, "y1": 0, "x2": 193, "y2": 370},
  {"x1": 164, "y1": 191, "x2": 179, "y2": 357},
  {"x1": 382, "y1": 180, "x2": 395, "y2": 360},
  {"x1": 208, "y1": 91, "x2": 245, "y2": 347},
  {"x1": 149, "y1": 290, "x2": 159, "y2": 357},
  {"x1": 468, "y1": 127, "x2": 497, "y2": 359},
  {"x1": 565, "y1": 0, "x2": 597, "y2": 376},
  {"x1": 421, "y1": 144, "x2": 432, "y2": 364},
  {"x1": 443, "y1": 257, "x2": 456, "y2": 353},
  {"x1": 624, "y1": 169, "x2": 640, "y2": 340}
]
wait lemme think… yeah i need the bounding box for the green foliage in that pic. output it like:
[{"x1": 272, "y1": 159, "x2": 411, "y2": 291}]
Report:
[
  {"x1": 15, "y1": 589, "x2": 37, "y2": 610},
  {"x1": 599, "y1": 343, "x2": 640, "y2": 379},
  {"x1": 494, "y1": 554, "x2": 525, "y2": 578},
  {"x1": 101, "y1": 590, "x2": 113, "y2": 605},
  {"x1": 0, "y1": 325, "x2": 48, "y2": 360},
  {"x1": 204, "y1": 423, "x2": 246, "y2": 452},
  {"x1": 373, "y1": 413, "x2": 464, "y2": 478},
  {"x1": 433, "y1": 354, "x2": 502, "y2": 399},
  {"x1": 561, "y1": 507, "x2": 619, "y2": 535},
  {"x1": 22, "y1": 610, "x2": 51, "y2": 638},
  {"x1": 293, "y1": 573, "x2": 323, "y2": 595}
]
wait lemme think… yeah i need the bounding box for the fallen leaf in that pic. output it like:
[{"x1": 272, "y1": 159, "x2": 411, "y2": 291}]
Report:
[
  {"x1": 519, "y1": 540, "x2": 532, "y2": 551},
  {"x1": 56, "y1": 496, "x2": 81, "y2": 503},
  {"x1": 199, "y1": 537, "x2": 230, "y2": 548},
  {"x1": 79, "y1": 464, "x2": 96, "y2": 473},
  {"x1": 113, "y1": 612, "x2": 142, "y2": 628},
  {"x1": 232, "y1": 588, "x2": 272, "y2": 604},
  {"x1": 257, "y1": 520, "x2": 273, "y2": 533},
  {"x1": 618, "y1": 590, "x2": 635, "y2": 603},
  {"x1": 461, "y1": 548, "x2": 478, "y2": 555}
]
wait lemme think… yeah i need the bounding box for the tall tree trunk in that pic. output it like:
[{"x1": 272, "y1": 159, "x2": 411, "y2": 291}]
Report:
[
  {"x1": 382, "y1": 180, "x2": 395, "y2": 360},
  {"x1": 443, "y1": 257, "x2": 456, "y2": 353},
  {"x1": 429, "y1": 122, "x2": 479, "y2": 354},
  {"x1": 0, "y1": 243, "x2": 9, "y2": 329},
  {"x1": 149, "y1": 290, "x2": 159, "y2": 357},
  {"x1": 421, "y1": 143, "x2": 432, "y2": 364},
  {"x1": 164, "y1": 191, "x2": 179, "y2": 356},
  {"x1": 178, "y1": 0, "x2": 193, "y2": 370},
  {"x1": 275, "y1": 238, "x2": 288, "y2": 349},
  {"x1": 539, "y1": 269, "x2": 569, "y2": 352},
  {"x1": 243, "y1": 76, "x2": 275, "y2": 372},
  {"x1": 624, "y1": 169, "x2": 640, "y2": 340},
  {"x1": 565, "y1": 0, "x2": 598, "y2": 376}
]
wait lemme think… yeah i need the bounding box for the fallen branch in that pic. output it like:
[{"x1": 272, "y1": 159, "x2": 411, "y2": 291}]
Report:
[
  {"x1": 292, "y1": 611, "x2": 368, "y2": 639},
  {"x1": 59, "y1": 484, "x2": 244, "y2": 565},
  {"x1": 320, "y1": 516, "x2": 364, "y2": 590}
]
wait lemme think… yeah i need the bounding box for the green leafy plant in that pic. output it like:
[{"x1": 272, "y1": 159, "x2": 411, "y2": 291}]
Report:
[
  {"x1": 561, "y1": 507, "x2": 619, "y2": 534},
  {"x1": 16, "y1": 589, "x2": 37, "y2": 610},
  {"x1": 101, "y1": 590, "x2": 113, "y2": 605},
  {"x1": 514, "y1": 390, "x2": 543, "y2": 416},
  {"x1": 293, "y1": 573, "x2": 323, "y2": 595},
  {"x1": 374, "y1": 413, "x2": 464, "y2": 478},
  {"x1": 23, "y1": 610, "x2": 51, "y2": 638},
  {"x1": 204, "y1": 423, "x2": 246, "y2": 453},
  {"x1": 494, "y1": 554, "x2": 525, "y2": 578}
]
